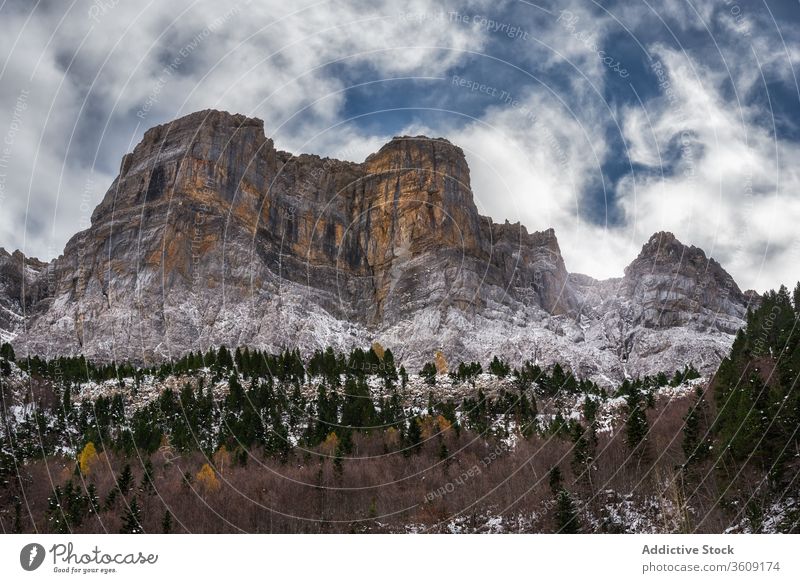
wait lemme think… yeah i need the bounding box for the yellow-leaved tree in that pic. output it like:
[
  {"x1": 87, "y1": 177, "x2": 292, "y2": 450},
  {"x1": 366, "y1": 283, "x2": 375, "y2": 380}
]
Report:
[
  {"x1": 434, "y1": 350, "x2": 448, "y2": 374},
  {"x1": 321, "y1": 431, "x2": 339, "y2": 456},
  {"x1": 196, "y1": 463, "x2": 220, "y2": 492},
  {"x1": 436, "y1": 414, "x2": 452, "y2": 433},
  {"x1": 384, "y1": 427, "x2": 400, "y2": 448},
  {"x1": 419, "y1": 415, "x2": 438, "y2": 440},
  {"x1": 78, "y1": 442, "x2": 99, "y2": 475},
  {"x1": 371, "y1": 341, "x2": 385, "y2": 361}
]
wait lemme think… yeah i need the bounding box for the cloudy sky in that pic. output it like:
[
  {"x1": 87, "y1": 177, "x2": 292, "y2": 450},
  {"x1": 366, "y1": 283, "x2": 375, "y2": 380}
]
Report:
[{"x1": 0, "y1": 0, "x2": 798, "y2": 291}]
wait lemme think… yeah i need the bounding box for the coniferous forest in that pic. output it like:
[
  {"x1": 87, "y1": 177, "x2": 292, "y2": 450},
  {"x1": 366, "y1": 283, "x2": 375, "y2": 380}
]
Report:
[{"x1": 1, "y1": 285, "x2": 799, "y2": 533}]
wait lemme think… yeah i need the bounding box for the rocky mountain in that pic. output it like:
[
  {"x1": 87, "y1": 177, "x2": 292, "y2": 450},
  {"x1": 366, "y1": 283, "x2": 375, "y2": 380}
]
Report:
[
  {"x1": 0, "y1": 248, "x2": 48, "y2": 344},
  {"x1": 0, "y1": 110, "x2": 757, "y2": 384}
]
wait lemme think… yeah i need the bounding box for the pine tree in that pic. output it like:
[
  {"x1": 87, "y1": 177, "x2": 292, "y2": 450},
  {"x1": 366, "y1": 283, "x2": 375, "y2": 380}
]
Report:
[
  {"x1": 405, "y1": 416, "x2": 422, "y2": 454},
  {"x1": 162, "y1": 510, "x2": 173, "y2": 534},
  {"x1": 624, "y1": 386, "x2": 649, "y2": 459},
  {"x1": 554, "y1": 489, "x2": 581, "y2": 533},
  {"x1": 570, "y1": 422, "x2": 592, "y2": 485},
  {"x1": 103, "y1": 488, "x2": 118, "y2": 511},
  {"x1": 420, "y1": 362, "x2": 437, "y2": 386},
  {"x1": 548, "y1": 466, "x2": 563, "y2": 495},
  {"x1": 140, "y1": 459, "x2": 155, "y2": 494},
  {"x1": 0, "y1": 342, "x2": 11, "y2": 377},
  {"x1": 438, "y1": 441, "x2": 450, "y2": 462},
  {"x1": 120, "y1": 498, "x2": 143, "y2": 533},
  {"x1": 117, "y1": 464, "x2": 133, "y2": 495},
  {"x1": 45, "y1": 480, "x2": 97, "y2": 533},
  {"x1": 86, "y1": 484, "x2": 100, "y2": 516},
  {"x1": 582, "y1": 395, "x2": 599, "y2": 446},
  {"x1": 47, "y1": 486, "x2": 69, "y2": 533},
  {"x1": 712, "y1": 288, "x2": 800, "y2": 475},
  {"x1": 793, "y1": 281, "x2": 800, "y2": 313},
  {"x1": 333, "y1": 445, "x2": 344, "y2": 475},
  {"x1": 682, "y1": 387, "x2": 711, "y2": 467},
  {"x1": 517, "y1": 392, "x2": 537, "y2": 437},
  {"x1": 0, "y1": 342, "x2": 15, "y2": 363},
  {"x1": 489, "y1": 355, "x2": 510, "y2": 378}
]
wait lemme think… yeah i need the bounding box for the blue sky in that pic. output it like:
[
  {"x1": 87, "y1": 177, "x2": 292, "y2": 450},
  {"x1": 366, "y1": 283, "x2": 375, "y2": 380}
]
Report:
[{"x1": 1, "y1": 0, "x2": 799, "y2": 291}]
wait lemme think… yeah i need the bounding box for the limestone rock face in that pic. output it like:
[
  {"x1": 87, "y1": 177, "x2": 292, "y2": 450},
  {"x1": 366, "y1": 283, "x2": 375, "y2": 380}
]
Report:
[
  {"x1": 622, "y1": 232, "x2": 748, "y2": 333},
  {"x1": 3, "y1": 110, "x2": 755, "y2": 384},
  {"x1": 0, "y1": 249, "x2": 51, "y2": 343}
]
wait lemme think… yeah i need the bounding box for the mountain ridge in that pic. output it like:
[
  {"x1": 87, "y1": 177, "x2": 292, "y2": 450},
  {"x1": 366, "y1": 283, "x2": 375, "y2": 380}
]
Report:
[{"x1": 0, "y1": 109, "x2": 758, "y2": 384}]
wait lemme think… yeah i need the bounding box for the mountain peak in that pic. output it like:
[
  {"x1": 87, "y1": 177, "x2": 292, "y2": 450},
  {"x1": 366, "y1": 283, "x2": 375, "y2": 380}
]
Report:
[
  {"x1": 638, "y1": 230, "x2": 687, "y2": 256},
  {"x1": 365, "y1": 134, "x2": 468, "y2": 176},
  {"x1": 381, "y1": 134, "x2": 458, "y2": 150},
  {"x1": 623, "y1": 231, "x2": 745, "y2": 332},
  {"x1": 629, "y1": 231, "x2": 719, "y2": 276},
  {"x1": 141, "y1": 109, "x2": 265, "y2": 143}
]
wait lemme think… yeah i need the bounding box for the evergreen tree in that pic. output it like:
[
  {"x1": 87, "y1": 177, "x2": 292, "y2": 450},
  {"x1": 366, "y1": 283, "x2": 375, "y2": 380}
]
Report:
[
  {"x1": 793, "y1": 281, "x2": 800, "y2": 314},
  {"x1": 582, "y1": 395, "x2": 599, "y2": 447},
  {"x1": 405, "y1": 416, "x2": 422, "y2": 454},
  {"x1": 140, "y1": 459, "x2": 155, "y2": 494},
  {"x1": 216, "y1": 345, "x2": 234, "y2": 372},
  {"x1": 45, "y1": 480, "x2": 96, "y2": 533},
  {"x1": 420, "y1": 362, "x2": 437, "y2": 386},
  {"x1": 517, "y1": 392, "x2": 537, "y2": 437},
  {"x1": 682, "y1": 387, "x2": 711, "y2": 467},
  {"x1": 117, "y1": 464, "x2": 133, "y2": 496},
  {"x1": 162, "y1": 510, "x2": 173, "y2": 533},
  {"x1": 86, "y1": 484, "x2": 100, "y2": 516},
  {"x1": 120, "y1": 497, "x2": 143, "y2": 534},
  {"x1": 46, "y1": 486, "x2": 70, "y2": 534},
  {"x1": 340, "y1": 377, "x2": 375, "y2": 430},
  {"x1": 624, "y1": 384, "x2": 649, "y2": 459},
  {"x1": 712, "y1": 286, "x2": 800, "y2": 478},
  {"x1": 0, "y1": 342, "x2": 15, "y2": 362},
  {"x1": 548, "y1": 466, "x2": 563, "y2": 495},
  {"x1": 489, "y1": 355, "x2": 511, "y2": 378},
  {"x1": 0, "y1": 341, "x2": 13, "y2": 376},
  {"x1": 570, "y1": 422, "x2": 592, "y2": 485},
  {"x1": 551, "y1": 363, "x2": 577, "y2": 394},
  {"x1": 554, "y1": 489, "x2": 581, "y2": 533},
  {"x1": 333, "y1": 444, "x2": 344, "y2": 475}
]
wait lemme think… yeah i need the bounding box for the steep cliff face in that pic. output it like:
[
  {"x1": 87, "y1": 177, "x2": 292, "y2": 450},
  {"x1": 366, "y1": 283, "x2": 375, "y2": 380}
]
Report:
[
  {"x1": 17, "y1": 111, "x2": 281, "y2": 360},
  {"x1": 622, "y1": 231, "x2": 748, "y2": 333},
  {"x1": 4, "y1": 110, "x2": 754, "y2": 383},
  {"x1": 566, "y1": 232, "x2": 755, "y2": 381},
  {"x1": 0, "y1": 249, "x2": 49, "y2": 343}
]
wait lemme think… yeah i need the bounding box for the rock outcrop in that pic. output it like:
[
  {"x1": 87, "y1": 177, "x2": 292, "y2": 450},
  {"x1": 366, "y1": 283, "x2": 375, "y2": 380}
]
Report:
[
  {"x1": 0, "y1": 248, "x2": 49, "y2": 343},
  {"x1": 622, "y1": 231, "x2": 748, "y2": 333},
  {"x1": 1, "y1": 110, "x2": 756, "y2": 384}
]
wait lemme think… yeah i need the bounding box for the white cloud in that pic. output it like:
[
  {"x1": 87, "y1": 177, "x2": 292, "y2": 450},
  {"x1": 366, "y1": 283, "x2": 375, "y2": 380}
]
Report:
[{"x1": 616, "y1": 44, "x2": 800, "y2": 291}]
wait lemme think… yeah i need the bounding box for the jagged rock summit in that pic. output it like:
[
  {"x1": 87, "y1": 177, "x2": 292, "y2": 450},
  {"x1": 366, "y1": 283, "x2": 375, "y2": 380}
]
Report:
[{"x1": 0, "y1": 110, "x2": 756, "y2": 384}]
